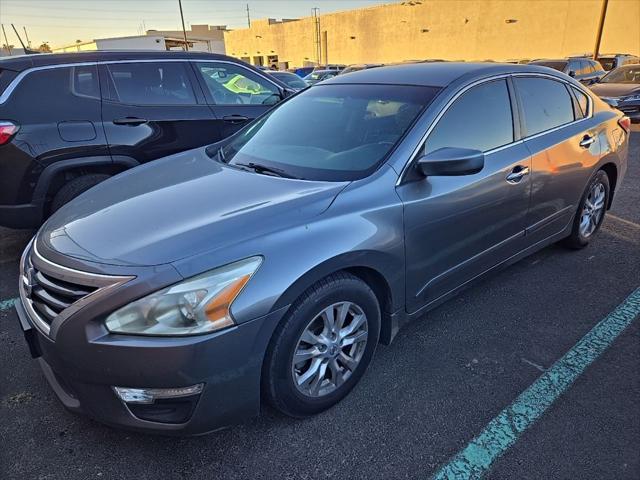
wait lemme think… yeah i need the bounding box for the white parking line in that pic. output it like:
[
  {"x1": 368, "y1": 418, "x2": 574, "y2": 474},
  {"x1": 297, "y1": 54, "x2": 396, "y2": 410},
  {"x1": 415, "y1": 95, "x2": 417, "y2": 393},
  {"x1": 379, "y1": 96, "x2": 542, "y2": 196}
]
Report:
[{"x1": 0, "y1": 298, "x2": 17, "y2": 312}]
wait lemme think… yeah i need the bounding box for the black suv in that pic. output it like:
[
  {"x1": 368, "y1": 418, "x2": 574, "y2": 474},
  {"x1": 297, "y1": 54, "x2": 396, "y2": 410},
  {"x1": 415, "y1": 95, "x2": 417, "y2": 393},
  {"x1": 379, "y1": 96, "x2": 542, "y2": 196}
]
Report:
[
  {"x1": 0, "y1": 51, "x2": 292, "y2": 228},
  {"x1": 530, "y1": 58, "x2": 606, "y2": 85}
]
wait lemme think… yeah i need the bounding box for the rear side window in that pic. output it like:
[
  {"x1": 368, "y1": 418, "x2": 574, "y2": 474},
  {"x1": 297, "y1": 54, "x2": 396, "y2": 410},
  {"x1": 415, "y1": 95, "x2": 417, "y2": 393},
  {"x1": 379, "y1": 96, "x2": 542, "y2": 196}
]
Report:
[
  {"x1": 424, "y1": 79, "x2": 514, "y2": 154},
  {"x1": 72, "y1": 65, "x2": 99, "y2": 99},
  {"x1": 571, "y1": 87, "x2": 589, "y2": 119},
  {"x1": 515, "y1": 77, "x2": 575, "y2": 136},
  {"x1": 106, "y1": 62, "x2": 196, "y2": 105}
]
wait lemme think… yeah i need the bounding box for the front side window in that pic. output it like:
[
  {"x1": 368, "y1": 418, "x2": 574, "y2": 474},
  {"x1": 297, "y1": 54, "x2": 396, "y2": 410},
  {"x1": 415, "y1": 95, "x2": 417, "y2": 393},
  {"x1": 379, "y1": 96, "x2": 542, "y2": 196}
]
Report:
[
  {"x1": 218, "y1": 84, "x2": 439, "y2": 181},
  {"x1": 424, "y1": 80, "x2": 513, "y2": 155},
  {"x1": 107, "y1": 62, "x2": 196, "y2": 105},
  {"x1": 515, "y1": 77, "x2": 574, "y2": 136},
  {"x1": 195, "y1": 62, "x2": 280, "y2": 106}
]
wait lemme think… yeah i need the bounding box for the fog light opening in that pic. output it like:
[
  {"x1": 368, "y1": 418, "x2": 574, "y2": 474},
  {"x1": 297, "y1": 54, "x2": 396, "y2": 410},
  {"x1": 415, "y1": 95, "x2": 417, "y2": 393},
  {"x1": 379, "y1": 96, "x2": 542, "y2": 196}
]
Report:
[{"x1": 113, "y1": 384, "x2": 204, "y2": 405}]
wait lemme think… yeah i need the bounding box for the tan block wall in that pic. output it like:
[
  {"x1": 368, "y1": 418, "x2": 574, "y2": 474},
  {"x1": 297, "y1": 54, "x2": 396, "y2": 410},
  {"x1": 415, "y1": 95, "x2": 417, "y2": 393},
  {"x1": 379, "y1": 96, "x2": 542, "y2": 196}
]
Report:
[{"x1": 224, "y1": 0, "x2": 640, "y2": 67}]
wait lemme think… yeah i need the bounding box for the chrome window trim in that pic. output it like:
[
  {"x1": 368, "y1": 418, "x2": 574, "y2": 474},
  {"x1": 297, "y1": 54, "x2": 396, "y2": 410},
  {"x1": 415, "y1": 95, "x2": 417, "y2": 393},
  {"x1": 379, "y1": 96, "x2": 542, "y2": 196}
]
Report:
[
  {"x1": 0, "y1": 58, "x2": 282, "y2": 105},
  {"x1": 396, "y1": 72, "x2": 594, "y2": 186}
]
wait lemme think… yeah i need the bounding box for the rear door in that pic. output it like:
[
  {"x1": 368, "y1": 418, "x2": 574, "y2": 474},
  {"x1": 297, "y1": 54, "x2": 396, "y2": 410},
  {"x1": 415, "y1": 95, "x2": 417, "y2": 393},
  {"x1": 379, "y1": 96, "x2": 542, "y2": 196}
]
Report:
[
  {"x1": 191, "y1": 61, "x2": 283, "y2": 139},
  {"x1": 100, "y1": 60, "x2": 220, "y2": 164},
  {"x1": 514, "y1": 76, "x2": 601, "y2": 244}
]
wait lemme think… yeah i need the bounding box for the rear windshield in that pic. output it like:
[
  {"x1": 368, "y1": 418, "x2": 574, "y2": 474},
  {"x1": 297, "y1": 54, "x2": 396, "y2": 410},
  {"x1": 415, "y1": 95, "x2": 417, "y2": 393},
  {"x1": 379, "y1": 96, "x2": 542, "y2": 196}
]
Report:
[
  {"x1": 600, "y1": 65, "x2": 640, "y2": 84},
  {"x1": 530, "y1": 61, "x2": 568, "y2": 72},
  {"x1": 218, "y1": 84, "x2": 440, "y2": 181},
  {"x1": 271, "y1": 72, "x2": 307, "y2": 89},
  {"x1": 0, "y1": 68, "x2": 19, "y2": 96}
]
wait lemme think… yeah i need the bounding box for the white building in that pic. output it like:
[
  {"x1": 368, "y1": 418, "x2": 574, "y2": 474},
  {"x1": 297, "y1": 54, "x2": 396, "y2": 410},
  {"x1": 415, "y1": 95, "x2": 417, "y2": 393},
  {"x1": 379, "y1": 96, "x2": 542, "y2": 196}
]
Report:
[{"x1": 53, "y1": 25, "x2": 227, "y2": 54}]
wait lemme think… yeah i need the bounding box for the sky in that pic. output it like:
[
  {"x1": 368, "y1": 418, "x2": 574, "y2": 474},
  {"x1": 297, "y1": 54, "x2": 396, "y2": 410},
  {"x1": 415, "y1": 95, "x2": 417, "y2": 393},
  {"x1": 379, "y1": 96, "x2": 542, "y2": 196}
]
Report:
[{"x1": 0, "y1": 0, "x2": 389, "y2": 49}]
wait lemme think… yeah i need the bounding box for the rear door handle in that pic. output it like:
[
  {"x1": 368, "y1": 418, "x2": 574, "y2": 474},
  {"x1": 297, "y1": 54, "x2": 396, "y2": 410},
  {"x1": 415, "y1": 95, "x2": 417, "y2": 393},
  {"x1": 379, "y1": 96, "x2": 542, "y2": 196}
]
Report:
[
  {"x1": 222, "y1": 115, "x2": 249, "y2": 124},
  {"x1": 506, "y1": 165, "x2": 530, "y2": 184},
  {"x1": 579, "y1": 134, "x2": 596, "y2": 148},
  {"x1": 113, "y1": 117, "x2": 148, "y2": 126}
]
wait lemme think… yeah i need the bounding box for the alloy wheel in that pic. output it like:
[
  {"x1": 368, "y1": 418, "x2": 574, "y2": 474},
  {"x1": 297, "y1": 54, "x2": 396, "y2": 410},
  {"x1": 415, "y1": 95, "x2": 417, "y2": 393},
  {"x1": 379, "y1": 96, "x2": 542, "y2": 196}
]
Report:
[
  {"x1": 579, "y1": 181, "x2": 606, "y2": 238},
  {"x1": 292, "y1": 302, "x2": 368, "y2": 397}
]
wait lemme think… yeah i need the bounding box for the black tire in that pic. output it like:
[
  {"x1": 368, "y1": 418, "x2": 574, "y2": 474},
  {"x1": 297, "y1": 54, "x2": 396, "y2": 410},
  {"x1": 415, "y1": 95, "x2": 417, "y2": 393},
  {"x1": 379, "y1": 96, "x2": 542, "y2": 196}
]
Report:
[
  {"x1": 50, "y1": 174, "x2": 111, "y2": 213},
  {"x1": 263, "y1": 272, "x2": 381, "y2": 418},
  {"x1": 563, "y1": 169, "x2": 610, "y2": 249}
]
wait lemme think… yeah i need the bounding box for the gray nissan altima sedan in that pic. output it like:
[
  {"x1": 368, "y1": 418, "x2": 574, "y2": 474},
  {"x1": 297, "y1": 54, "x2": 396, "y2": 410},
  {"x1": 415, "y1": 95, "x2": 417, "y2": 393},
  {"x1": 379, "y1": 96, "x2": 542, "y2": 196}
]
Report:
[{"x1": 16, "y1": 62, "x2": 630, "y2": 435}]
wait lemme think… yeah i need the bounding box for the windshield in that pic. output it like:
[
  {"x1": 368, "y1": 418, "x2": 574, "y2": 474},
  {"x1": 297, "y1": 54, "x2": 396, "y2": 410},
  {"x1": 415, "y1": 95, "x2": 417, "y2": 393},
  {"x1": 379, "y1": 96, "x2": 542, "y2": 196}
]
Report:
[
  {"x1": 600, "y1": 65, "x2": 640, "y2": 84},
  {"x1": 530, "y1": 61, "x2": 568, "y2": 72},
  {"x1": 599, "y1": 58, "x2": 616, "y2": 71},
  {"x1": 219, "y1": 84, "x2": 440, "y2": 181},
  {"x1": 272, "y1": 72, "x2": 308, "y2": 89}
]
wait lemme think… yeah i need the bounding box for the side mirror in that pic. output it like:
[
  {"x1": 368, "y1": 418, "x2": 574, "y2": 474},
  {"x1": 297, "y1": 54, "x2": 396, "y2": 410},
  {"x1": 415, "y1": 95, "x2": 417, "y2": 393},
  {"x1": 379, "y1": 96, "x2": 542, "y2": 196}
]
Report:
[
  {"x1": 568, "y1": 70, "x2": 576, "y2": 78},
  {"x1": 416, "y1": 147, "x2": 484, "y2": 177}
]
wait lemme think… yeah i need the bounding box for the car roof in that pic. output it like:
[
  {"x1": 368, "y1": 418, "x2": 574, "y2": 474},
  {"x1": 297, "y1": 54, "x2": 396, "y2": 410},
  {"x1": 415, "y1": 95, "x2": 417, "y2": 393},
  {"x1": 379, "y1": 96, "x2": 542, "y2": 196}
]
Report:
[
  {"x1": 322, "y1": 62, "x2": 565, "y2": 87},
  {"x1": 0, "y1": 50, "x2": 231, "y2": 71}
]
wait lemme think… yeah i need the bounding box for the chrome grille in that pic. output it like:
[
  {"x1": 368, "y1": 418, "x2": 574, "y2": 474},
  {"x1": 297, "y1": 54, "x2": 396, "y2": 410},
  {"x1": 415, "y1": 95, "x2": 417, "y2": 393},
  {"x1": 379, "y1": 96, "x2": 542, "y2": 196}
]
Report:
[{"x1": 19, "y1": 241, "x2": 134, "y2": 337}]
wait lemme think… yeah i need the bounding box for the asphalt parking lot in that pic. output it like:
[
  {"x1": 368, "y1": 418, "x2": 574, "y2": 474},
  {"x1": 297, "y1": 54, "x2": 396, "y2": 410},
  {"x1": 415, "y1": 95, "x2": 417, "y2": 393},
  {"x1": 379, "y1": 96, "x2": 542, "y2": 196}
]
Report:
[{"x1": 1, "y1": 127, "x2": 638, "y2": 480}]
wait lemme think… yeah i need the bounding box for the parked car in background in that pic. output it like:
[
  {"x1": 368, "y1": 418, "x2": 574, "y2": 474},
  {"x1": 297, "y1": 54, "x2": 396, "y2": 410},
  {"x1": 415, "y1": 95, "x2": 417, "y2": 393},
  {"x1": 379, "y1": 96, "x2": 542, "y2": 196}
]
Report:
[
  {"x1": 0, "y1": 51, "x2": 293, "y2": 228},
  {"x1": 16, "y1": 62, "x2": 629, "y2": 435},
  {"x1": 304, "y1": 69, "x2": 339, "y2": 85},
  {"x1": 317, "y1": 64, "x2": 346, "y2": 71},
  {"x1": 590, "y1": 64, "x2": 640, "y2": 122},
  {"x1": 597, "y1": 53, "x2": 640, "y2": 72},
  {"x1": 266, "y1": 70, "x2": 309, "y2": 91},
  {"x1": 339, "y1": 63, "x2": 384, "y2": 75},
  {"x1": 530, "y1": 58, "x2": 605, "y2": 85},
  {"x1": 293, "y1": 66, "x2": 315, "y2": 78}
]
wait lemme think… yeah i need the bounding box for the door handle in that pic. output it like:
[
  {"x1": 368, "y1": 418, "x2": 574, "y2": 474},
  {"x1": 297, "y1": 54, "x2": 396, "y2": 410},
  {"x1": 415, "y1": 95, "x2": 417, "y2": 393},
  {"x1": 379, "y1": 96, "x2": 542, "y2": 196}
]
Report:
[
  {"x1": 506, "y1": 165, "x2": 530, "y2": 184},
  {"x1": 579, "y1": 134, "x2": 596, "y2": 148},
  {"x1": 222, "y1": 115, "x2": 249, "y2": 124},
  {"x1": 113, "y1": 117, "x2": 148, "y2": 126}
]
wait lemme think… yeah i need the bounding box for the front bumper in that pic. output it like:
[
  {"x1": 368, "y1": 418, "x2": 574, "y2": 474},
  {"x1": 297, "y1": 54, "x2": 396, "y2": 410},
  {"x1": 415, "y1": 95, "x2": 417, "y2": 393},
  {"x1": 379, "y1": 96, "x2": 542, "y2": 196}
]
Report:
[
  {"x1": 16, "y1": 298, "x2": 287, "y2": 435},
  {"x1": 0, "y1": 203, "x2": 42, "y2": 229}
]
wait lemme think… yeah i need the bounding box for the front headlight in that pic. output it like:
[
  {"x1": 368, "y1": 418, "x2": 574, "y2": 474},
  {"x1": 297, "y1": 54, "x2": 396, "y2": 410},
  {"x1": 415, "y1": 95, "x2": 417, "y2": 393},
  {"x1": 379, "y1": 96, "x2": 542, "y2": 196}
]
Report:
[
  {"x1": 105, "y1": 257, "x2": 262, "y2": 336},
  {"x1": 622, "y1": 94, "x2": 640, "y2": 102}
]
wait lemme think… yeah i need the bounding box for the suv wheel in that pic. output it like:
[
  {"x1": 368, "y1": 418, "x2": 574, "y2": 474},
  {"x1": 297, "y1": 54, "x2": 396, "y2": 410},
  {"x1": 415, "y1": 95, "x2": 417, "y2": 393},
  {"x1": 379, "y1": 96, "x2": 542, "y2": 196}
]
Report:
[
  {"x1": 263, "y1": 272, "x2": 380, "y2": 417},
  {"x1": 563, "y1": 169, "x2": 610, "y2": 249},
  {"x1": 50, "y1": 174, "x2": 111, "y2": 213}
]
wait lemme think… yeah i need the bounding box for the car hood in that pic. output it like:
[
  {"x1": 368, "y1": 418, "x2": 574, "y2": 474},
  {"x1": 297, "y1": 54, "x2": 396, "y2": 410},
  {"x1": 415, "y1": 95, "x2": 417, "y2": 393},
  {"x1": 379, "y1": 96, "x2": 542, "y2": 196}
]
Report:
[
  {"x1": 590, "y1": 83, "x2": 640, "y2": 98},
  {"x1": 39, "y1": 148, "x2": 347, "y2": 267}
]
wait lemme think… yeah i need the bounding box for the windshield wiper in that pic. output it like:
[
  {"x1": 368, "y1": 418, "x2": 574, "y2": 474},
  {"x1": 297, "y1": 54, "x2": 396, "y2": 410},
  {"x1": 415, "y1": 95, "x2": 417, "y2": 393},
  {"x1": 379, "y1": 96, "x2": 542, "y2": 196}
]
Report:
[
  {"x1": 217, "y1": 147, "x2": 227, "y2": 163},
  {"x1": 235, "y1": 162, "x2": 298, "y2": 179}
]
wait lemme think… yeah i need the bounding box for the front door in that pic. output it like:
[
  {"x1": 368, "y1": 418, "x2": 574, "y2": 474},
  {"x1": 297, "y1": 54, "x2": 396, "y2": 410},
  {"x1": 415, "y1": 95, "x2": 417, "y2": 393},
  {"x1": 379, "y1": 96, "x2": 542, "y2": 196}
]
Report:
[
  {"x1": 100, "y1": 61, "x2": 220, "y2": 164},
  {"x1": 397, "y1": 79, "x2": 531, "y2": 313},
  {"x1": 191, "y1": 61, "x2": 283, "y2": 140}
]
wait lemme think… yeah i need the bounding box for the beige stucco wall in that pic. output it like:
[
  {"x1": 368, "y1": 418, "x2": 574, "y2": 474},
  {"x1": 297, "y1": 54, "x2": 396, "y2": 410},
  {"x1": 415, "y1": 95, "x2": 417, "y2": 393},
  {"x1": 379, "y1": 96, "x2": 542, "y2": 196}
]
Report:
[{"x1": 224, "y1": 0, "x2": 640, "y2": 67}]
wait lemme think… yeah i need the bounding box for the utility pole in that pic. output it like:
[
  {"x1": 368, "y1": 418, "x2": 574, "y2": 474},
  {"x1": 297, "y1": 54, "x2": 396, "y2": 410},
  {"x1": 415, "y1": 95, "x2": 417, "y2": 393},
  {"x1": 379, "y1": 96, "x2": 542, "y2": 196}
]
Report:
[
  {"x1": 178, "y1": 0, "x2": 189, "y2": 51},
  {"x1": 311, "y1": 7, "x2": 321, "y2": 66},
  {"x1": 23, "y1": 26, "x2": 31, "y2": 48},
  {"x1": 1, "y1": 24, "x2": 11, "y2": 55},
  {"x1": 246, "y1": 4, "x2": 251, "y2": 28},
  {"x1": 593, "y1": 0, "x2": 608, "y2": 60}
]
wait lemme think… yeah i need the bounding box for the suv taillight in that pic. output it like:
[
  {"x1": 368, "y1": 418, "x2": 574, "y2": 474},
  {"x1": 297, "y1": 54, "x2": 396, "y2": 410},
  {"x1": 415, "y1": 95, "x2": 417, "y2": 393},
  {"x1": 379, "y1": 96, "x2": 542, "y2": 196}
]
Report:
[
  {"x1": 618, "y1": 116, "x2": 631, "y2": 134},
  {"x1": 0, "y1": 121, "x2": 19, "y2": 145}
]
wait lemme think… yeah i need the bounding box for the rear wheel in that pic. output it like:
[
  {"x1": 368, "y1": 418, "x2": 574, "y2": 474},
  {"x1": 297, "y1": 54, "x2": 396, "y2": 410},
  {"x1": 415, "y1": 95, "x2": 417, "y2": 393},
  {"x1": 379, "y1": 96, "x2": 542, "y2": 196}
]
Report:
[
  {"x1": 563, "y1": 170, "x2": 610, "y2": 249},
  {"x1": 50, "y1": 174, "x2": 111, "y2": 213},
  {"x1": 263, "y1": 272, "x2": 380, "y2": 417}
]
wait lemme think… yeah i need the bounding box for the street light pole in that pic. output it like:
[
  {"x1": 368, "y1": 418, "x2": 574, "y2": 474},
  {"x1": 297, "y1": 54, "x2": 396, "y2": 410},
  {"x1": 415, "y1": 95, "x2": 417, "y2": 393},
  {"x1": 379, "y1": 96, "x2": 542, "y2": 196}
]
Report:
[
  {"x1": 593, "y1": 0, "x2": 608, "y2": 60},
  {"x1": 178, "y1": 0, "x2": 189, "y2": 51}
]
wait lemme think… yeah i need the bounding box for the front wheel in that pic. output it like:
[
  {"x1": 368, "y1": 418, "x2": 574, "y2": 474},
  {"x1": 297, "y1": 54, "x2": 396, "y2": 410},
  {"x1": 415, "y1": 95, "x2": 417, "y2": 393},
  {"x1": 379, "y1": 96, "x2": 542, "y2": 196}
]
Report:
[
  {"x1": 262, "y1": 273, "x2": 380, "y2": 417},
  {"x1": 563, "y1": 169, "x2": 610, "y2": 249}
]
